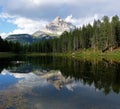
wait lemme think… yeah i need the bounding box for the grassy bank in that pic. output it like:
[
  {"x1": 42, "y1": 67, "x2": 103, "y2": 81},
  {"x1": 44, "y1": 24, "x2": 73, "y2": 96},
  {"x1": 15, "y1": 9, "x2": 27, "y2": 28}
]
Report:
[
  {"x1": 26, "y1": 49, "x2": 120, "y2": 62},
  {"x1": 72, "y1": 49, "x2": 120, "y2": 62},
  {"x1": 1, "y1": 49, "x2": 120, "y2": 62}
]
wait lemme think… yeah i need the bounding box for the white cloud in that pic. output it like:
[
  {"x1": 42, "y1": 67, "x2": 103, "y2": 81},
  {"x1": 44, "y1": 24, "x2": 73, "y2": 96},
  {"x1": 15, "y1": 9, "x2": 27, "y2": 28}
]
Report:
[
  {"x1": 0, "y1": 0, "x2": 107, "y2": 7},
  {"x1": 0, "y1": 13, "x2": 15, "y2": 19},
  {"x1": 10, "y1": 0, "x2": 77, "y2": 6},
  {"x1": 1, "y1": 0, "x2": 118, "y2": 20},
  {"x1": 10, "y1": 17, "x2": 48, "y2": 34},
  {"x1": 0, "y1": 0, "x2": 115, "y2": 20},
  {"x1": 0, "y1": 32, "x2": 7, "y2": 39},
  {"x1": 65, "y1": 14, "x2": 100, "y2": 27},
  {"x1": 0, "y1": 13, "x2": 48, "y2": 39}
]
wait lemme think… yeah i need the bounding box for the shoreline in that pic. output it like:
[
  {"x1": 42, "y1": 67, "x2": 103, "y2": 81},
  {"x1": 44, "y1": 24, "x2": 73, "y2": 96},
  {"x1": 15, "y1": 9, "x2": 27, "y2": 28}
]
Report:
[
  {"x1": 25, "y1": 49, "x2": 120, "y2": 62},
  {"x1": 1, "y1": 50, "x2": 120, "y2": 62}
]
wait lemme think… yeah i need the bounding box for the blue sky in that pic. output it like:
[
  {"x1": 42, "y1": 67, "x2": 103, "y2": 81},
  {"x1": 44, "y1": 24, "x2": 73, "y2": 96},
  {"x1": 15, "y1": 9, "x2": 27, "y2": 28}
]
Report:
[
  {"x1": 0, "y1": 0, "x2": 120, "y2": 38},
  {"x1": 0, "y1": 18, "x2": 17, "y2": 33},
  {"x1": 0, "y1": 6, "x2": 2, "y2": 12}
]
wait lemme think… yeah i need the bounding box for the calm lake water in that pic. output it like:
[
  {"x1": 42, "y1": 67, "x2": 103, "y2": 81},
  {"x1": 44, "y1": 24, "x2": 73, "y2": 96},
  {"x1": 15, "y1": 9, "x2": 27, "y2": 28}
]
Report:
[{"x1": 0, "y1": 56, "x2": 120, "y2": 109}]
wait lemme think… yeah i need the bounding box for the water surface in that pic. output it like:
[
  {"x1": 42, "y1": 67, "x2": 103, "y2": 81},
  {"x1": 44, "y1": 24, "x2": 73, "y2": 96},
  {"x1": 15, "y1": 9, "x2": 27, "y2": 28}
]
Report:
[{"x1": 0, "y1": 56, "x2": 120, "y2": 109}]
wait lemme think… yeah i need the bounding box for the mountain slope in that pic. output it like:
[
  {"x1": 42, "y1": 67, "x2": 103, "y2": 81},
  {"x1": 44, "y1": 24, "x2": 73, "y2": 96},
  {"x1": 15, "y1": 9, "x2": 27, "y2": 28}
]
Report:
[
  {"x1": 6, "y1": 16, "x2": 76, "y2": 43},
  {"x1": 32, "y1": 16, "x2": 76, "y2": 38},
  {"x1": 6, "y1": 34, "x2": 33, "y2": 43}
]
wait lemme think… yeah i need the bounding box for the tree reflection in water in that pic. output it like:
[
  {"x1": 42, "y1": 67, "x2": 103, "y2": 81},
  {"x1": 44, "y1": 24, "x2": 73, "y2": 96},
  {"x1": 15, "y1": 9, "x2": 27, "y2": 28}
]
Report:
[{"x1": 1, "y1": 56, "x2": 120, "y2": 94}]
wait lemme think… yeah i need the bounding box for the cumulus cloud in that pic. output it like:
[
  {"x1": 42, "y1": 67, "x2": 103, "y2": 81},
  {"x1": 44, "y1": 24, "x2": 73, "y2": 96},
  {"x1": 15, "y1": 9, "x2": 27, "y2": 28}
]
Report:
[
  {"x1": 10, "y1": 17, "x2": 48, "y2": 34},
  {"x1": 65, "y1": 14, "x2": 100, "y2": 27},
  {"x1": 0, "y1": 0, "x2": 119, "y2": 20},
  {"x1": 0, "y1": 0, "x2": 77, "y2": 19},
  {"x1": 0, "y1": 13, "x2": 48, "y2": 38},
  {"x1": 0, "y1": 13, "x2": 15, "y2": 19},
  {"x1": 0, "y1": 0, "x2": 120, "y2": 38}
]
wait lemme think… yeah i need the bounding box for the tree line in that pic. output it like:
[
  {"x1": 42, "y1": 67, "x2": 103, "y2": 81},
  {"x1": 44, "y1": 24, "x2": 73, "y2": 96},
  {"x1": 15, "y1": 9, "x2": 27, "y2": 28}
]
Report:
[
  {"x1": 28, "y1": 15, "x2": 120, "y2": 53},
  {"x1": 1, "y1": 15, "x2": 120, "y2": 53},
  {"x1": 0, "y1": 36, "x2": 23, "y2": 53}
]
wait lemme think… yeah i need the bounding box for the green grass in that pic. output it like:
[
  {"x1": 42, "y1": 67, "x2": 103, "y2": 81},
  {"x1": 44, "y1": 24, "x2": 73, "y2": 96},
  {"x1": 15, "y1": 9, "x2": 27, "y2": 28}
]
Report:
[
  {"x1": 71, "y1": 49, "x2": 120, "y2": 62},
  {"x1": 1, "y1": 49, "x2": 120, "y2": 62},
  {"x1": 25, "y1": 49, "x2": 120, "y2": 62}
]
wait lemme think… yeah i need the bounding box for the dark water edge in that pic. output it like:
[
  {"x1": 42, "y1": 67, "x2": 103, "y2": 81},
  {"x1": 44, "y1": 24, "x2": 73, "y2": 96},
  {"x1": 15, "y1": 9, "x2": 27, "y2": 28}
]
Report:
[{"x1": 0, "y1": 55, "x2": 120, "y2": 109}]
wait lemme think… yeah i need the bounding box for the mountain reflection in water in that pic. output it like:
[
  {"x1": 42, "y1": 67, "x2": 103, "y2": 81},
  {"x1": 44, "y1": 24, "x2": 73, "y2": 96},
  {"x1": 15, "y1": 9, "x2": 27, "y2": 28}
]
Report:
[
  {"x1": 0, "y1": 69, "x2": 75, "y2": 92},
  {"x1": 0, "y1": 56, "x2": 120, "y2": 109}
]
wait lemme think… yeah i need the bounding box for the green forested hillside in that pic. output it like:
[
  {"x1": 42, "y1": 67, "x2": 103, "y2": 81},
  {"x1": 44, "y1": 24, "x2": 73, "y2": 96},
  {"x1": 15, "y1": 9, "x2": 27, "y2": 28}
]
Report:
[{"x1": 28, "y1": 15, "x2": 120, "y2": 53}]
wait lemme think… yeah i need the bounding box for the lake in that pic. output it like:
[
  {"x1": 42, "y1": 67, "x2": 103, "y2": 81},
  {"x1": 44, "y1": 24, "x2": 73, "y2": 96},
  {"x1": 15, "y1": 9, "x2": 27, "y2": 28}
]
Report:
[{"x1": 0, "y1": 56, "x2": 120, "y2": 109}]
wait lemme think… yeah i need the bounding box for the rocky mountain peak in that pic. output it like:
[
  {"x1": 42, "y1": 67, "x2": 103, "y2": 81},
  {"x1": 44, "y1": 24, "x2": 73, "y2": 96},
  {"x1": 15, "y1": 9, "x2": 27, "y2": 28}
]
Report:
[
  {"x1": 52, "y1": 16, "x2": 63, "y2": 23},
  {"x1": 43, "y1": 16, "x2": 76, "y2": 35}
]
